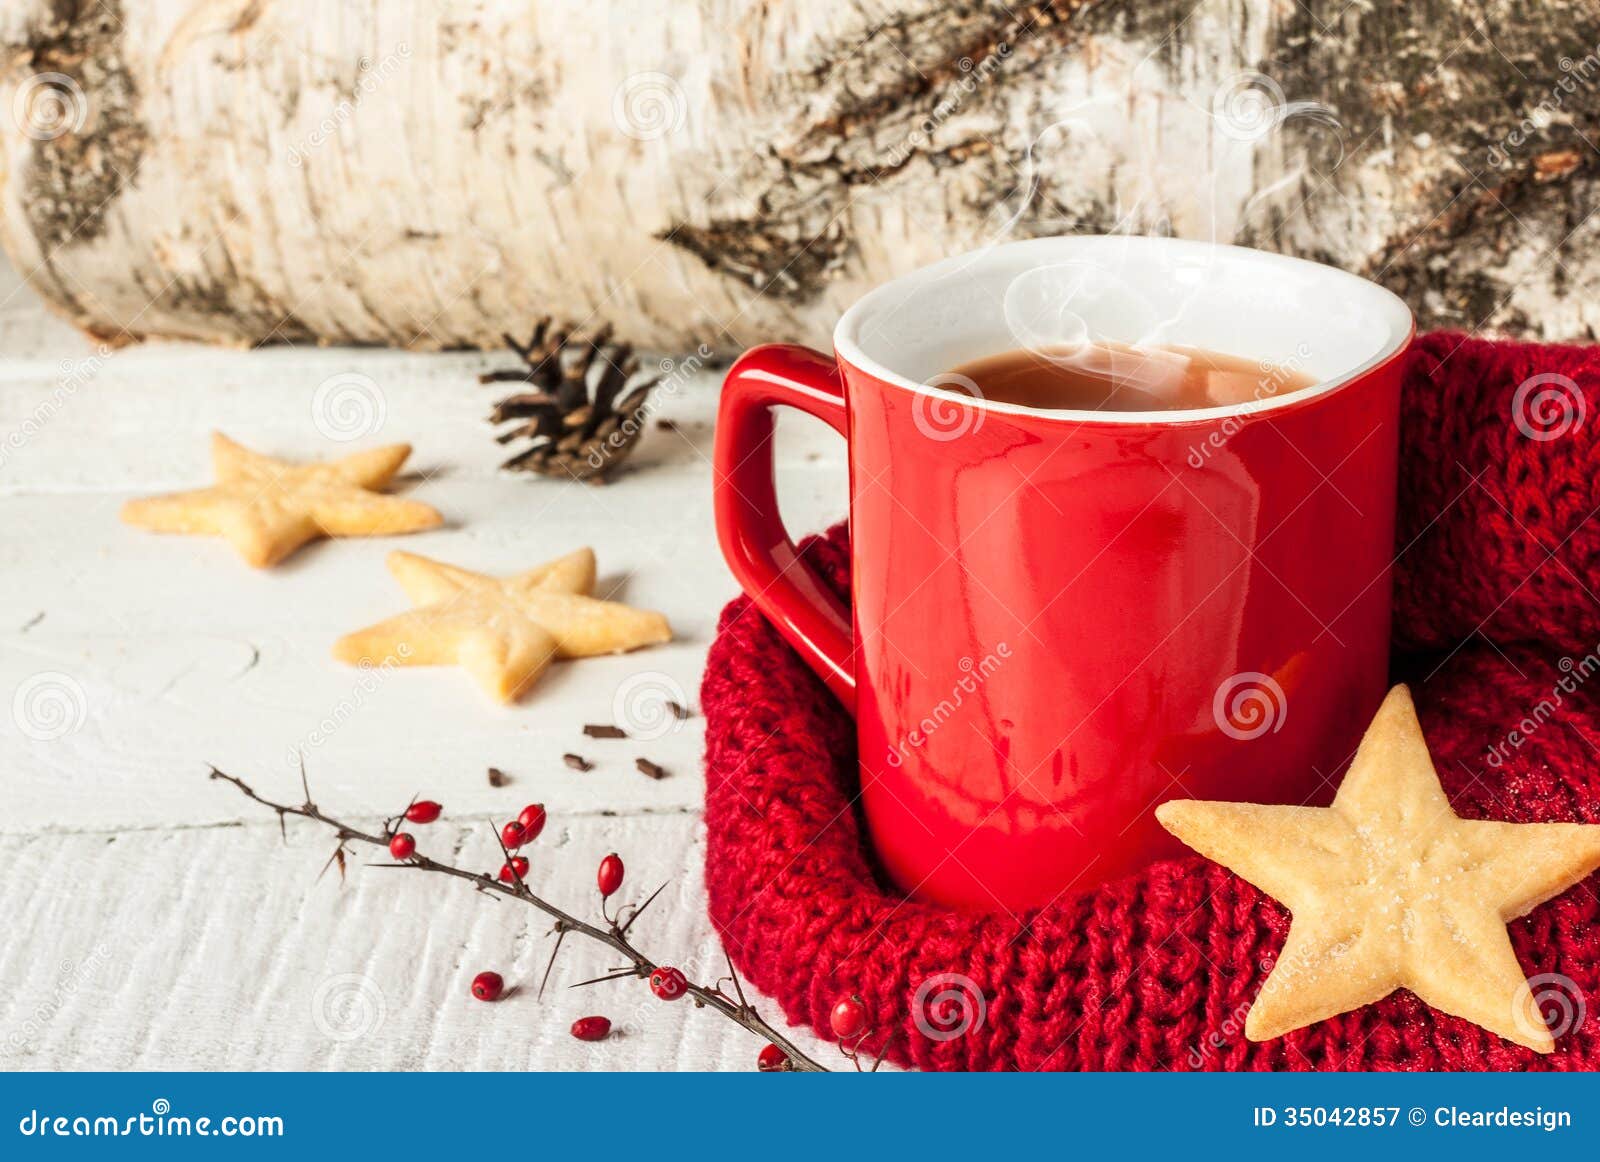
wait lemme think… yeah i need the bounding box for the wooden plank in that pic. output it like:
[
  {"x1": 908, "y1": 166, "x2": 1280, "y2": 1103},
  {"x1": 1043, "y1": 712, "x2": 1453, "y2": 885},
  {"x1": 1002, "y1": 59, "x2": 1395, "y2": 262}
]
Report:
[
  {"x1": 0, "y1": 817, "x2": 839, "y2": 1071},
  {"x1": 0, "y1": 259, "x2": 858, "y2": 1070},
  {"x1": 0, "y1": 339, "x2": 845, "y2": 494},
  {"x1": 0, "y1": 342, "x2": 846, "y2": 831}
]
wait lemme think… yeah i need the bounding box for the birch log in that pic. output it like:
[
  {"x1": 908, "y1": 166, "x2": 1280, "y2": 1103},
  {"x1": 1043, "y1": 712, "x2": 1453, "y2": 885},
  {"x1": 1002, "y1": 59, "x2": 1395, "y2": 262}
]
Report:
[{"x1": 1, "y1": 0, "x2": 1598, "y2": 353}]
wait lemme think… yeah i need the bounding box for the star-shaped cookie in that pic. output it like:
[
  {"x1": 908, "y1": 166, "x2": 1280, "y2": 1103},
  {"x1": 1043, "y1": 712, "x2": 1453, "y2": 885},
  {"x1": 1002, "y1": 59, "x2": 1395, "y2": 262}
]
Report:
[
  {"x1": 1157, "y1": 684, "x2": 1600, "y2": 1053},
  {"x1": 332, "y1": 549, "x2": 671, "y2": 702},
  {"x1": 121, "y1": 433, "x2": 442, "y2": 567}
]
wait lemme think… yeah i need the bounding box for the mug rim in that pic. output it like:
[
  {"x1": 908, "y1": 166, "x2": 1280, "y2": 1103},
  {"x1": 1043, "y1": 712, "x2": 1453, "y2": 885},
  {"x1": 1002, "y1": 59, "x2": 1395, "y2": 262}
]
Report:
[{"x1": 832, "y1": 235, "x2": 1415, "y2": 427}]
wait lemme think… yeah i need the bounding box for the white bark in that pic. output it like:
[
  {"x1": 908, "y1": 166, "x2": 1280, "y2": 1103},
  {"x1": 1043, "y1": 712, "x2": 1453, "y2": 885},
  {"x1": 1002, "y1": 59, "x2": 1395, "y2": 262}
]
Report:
[{"x1": 1, "y1": 0, "x2": 1597, "y2": 351}]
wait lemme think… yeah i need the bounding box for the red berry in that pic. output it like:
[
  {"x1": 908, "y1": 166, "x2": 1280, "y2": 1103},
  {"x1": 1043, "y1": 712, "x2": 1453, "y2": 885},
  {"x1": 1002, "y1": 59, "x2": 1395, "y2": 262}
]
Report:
[
  {"x1": 517, "y1": 803, "x2": 547, "y2": 842},
  {"x1": 470, "y1": 971, "x2": 504, "y2": 1002},
  {"x1": 498, "y1": 856, "x2": 529, "y2": 883},
  {"x1": 757, "y1": 1042, "x2": 789, "y2": 1072},
  {"x1": 597, "y1": 853, "x2": 624, "y2": 898},
  {"x1": 405, "y1": 800, "x2": 442, "y2": 824},
  {"x1": 500, "y1": 820, "x2": 526, "y2": 848},
  {"x1": 649, "y1": 966, "x2": 688, "y2": 1001},
  {"x1": 570, "y1": 1015, "x2": 612, "y2": 1042},
  {"x1": 829, "y1": 995, "x2": 869, "y2": 1040},
  {"x1": 388, "y1": 832, "x2": 416, "y2": 860}
]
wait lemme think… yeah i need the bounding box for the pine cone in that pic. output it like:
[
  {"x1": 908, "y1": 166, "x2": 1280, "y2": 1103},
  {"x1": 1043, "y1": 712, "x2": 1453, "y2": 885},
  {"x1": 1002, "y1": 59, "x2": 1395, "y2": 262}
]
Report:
[{"x1": 481, "y1": 319, "x2": 660, "y2": 482}]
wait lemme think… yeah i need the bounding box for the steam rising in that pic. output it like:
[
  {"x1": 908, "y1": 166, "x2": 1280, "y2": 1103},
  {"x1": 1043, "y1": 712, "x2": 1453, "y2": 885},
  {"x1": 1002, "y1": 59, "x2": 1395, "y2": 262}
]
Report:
[
  {"x1": 1001, "y1": 261, "x2": 1192, "y2": 400},
  {"x1": 985, "y1": 61, "x2": 1341, "y2": 398}
]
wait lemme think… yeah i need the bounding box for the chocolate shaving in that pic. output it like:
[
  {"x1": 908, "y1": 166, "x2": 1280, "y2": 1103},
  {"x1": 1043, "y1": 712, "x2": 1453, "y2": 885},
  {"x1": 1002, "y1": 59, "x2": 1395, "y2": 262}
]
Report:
[
  {"x1": 487, "y1": 766, "x2": 510, "y2": 787},
  {"x1": 584, "y1": 724, "x2": 627, "y2": 739},
  {"x1": 636, "y1": 758, "x2": 668, "y2": 780},
  {"x1": 563, "y1": 753, "x2": 594, "y2": 772}
]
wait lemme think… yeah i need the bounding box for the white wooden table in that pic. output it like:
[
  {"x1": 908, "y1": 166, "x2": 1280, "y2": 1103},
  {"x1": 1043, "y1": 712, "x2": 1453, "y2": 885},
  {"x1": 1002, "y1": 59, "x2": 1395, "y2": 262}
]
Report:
[{"x1": 0, "y1": 260, "x2": 849, "y2": 1070}]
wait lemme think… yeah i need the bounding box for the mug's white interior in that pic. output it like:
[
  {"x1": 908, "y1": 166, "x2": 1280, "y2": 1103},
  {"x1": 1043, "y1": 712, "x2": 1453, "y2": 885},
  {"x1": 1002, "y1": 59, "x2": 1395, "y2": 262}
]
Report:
[{"x1": 834, "y1": 235, "x2": 1414, "y2": 423}]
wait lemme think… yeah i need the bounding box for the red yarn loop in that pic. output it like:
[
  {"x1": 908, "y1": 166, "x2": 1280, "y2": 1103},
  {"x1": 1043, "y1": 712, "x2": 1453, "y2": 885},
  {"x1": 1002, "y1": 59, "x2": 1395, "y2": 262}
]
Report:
[{"x1": 702, "y1": 335, "x2": 1600, "y2": 1071}]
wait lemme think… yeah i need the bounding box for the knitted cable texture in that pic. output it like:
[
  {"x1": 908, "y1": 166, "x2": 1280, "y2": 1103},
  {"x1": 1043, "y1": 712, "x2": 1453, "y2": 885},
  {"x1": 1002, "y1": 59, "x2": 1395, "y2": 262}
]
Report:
[{"x1": 702, "y1": 333, "x2": 1600, "y2": 1071}]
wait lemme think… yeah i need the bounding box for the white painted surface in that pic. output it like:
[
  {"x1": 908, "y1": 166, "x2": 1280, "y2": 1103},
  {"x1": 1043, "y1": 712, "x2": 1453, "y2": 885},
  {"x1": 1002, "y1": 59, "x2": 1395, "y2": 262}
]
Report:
[{"x1": 0, "y1": 262, "x2": 849, "y2": 1070}]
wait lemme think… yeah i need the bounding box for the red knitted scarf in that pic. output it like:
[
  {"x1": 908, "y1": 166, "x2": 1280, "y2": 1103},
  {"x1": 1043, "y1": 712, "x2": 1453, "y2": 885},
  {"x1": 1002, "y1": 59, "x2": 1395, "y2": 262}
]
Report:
[{"x1": 701, "y1": 332, "x2": 1600, "y2": 1071}]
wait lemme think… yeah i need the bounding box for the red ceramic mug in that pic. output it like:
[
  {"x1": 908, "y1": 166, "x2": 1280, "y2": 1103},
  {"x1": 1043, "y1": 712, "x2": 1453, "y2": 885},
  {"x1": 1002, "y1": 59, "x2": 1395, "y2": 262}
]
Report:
[{"x1": 714, "y1": 236, "x2": 1413, "y2": 911}]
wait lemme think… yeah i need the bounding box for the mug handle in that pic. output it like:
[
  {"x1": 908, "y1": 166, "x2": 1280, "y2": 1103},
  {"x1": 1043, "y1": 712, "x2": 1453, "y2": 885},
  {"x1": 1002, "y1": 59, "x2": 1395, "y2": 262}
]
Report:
[{"x1": 714, "y1": 344, "x2": 856, "y2": 713}]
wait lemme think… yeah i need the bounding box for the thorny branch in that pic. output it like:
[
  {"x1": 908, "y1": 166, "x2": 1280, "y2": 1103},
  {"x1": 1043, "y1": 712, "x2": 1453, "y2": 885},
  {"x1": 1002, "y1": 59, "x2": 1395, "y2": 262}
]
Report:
[{"x1": 208, "y1": 765, "x2": 829, "y2": 1072}]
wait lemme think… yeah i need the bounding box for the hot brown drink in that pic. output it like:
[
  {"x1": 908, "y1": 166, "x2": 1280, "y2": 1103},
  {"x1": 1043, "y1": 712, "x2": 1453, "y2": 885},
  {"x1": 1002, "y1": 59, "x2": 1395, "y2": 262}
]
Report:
[{"x1": 947, "y1": 341, "x2": 1317, "y2": 412}]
